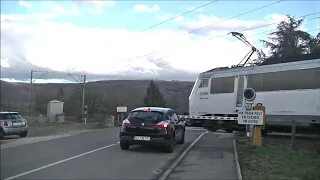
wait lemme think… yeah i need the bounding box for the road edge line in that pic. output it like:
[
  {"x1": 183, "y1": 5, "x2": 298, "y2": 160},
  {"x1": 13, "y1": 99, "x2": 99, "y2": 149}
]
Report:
[
  {"x1": 233, "y1": 133, "x2": 243, "y2": 180},
  {"x1": 3, "y1": 142, "x2": 120, "y2": 180},
  {"x1": 157, "y1": 131, "x2": 208, "y2": 180}
]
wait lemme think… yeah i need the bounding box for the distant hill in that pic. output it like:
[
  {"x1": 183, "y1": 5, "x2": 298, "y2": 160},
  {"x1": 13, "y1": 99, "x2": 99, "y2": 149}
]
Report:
[{"x1": 0, "y1": 80, "x2": 194, "y2": 116}]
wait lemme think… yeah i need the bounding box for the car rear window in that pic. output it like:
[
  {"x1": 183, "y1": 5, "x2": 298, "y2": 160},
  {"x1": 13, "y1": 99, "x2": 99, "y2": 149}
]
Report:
[
  {"x1": 0, "y1": 113, "x2": 23, "y2": 120},
  {"x1": 128, "y1": 111, "x2": 165, "y2": 123}
]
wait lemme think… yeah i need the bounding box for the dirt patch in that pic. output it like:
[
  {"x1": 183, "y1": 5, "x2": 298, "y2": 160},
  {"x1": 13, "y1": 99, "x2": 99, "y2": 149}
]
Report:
[{"x1": 236, "y1": 134, "x2": 320, "y2": 180}]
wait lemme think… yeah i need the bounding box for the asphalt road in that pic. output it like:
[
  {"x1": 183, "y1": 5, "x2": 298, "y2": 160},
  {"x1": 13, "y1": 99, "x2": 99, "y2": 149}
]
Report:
[{"x1": 1, "y1": 127, "x2": 205, "y2": 180}]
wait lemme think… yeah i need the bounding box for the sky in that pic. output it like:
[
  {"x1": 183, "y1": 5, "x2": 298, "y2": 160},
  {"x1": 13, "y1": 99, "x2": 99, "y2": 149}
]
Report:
[{"x1": 0, "y1": 0, "x2": 319, "y2": 83}]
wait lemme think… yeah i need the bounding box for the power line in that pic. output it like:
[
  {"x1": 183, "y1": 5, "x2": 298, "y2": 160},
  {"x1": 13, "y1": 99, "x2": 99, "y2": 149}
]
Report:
[
  {"x1": 188, "y1": 0, "x2": 284, "y2": 34},
  {"x1": 38, "y1": 15, "x2": 318, "y2": 80},
  {"x1": 31, "y1": 15, "x2": 319, "y2": 81},
  {"x1": 103, "y1": 1, "x2": 219, "y2": 48},
  {"x1": 216, "y1": 15, "x2": 320, "y2": 41},
  {"x1": 140, "y1": 0, "x2": 219, "y2": 32},
  {"x1": 113, "y1": 12, "x2": 319, "y2": 64},
  {"x1": 110, "y1": 1, "x2": 285, "y2": 60}
]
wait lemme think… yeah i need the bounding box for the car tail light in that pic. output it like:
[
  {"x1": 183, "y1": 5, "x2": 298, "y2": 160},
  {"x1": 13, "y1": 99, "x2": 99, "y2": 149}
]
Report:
[
  {"x1": 156, "y1": 122, "x2": 170, "y2": 129},
  {"x1": 3, "y1": 121, "x2": 8, "y2": 127},
  {"x1": 122, "y1": 119, "x2": 131, "y2": 127}
]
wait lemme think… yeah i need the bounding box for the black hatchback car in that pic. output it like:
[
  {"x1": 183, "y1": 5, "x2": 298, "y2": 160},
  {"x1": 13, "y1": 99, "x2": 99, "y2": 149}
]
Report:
[{"x1": 119, "y1": 107, "x2": 185, "y2": 153}]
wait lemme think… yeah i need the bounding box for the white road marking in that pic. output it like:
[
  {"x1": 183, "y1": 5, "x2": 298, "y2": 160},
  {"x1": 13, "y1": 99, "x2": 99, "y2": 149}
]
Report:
[
  {"x1": 185, "y1": 127, "x2": 206, "y2": 131},
  {"x1": 3, "y1": 142, "x2": 120, "y2": 180},
  {"x1": 158, "y1": 131, "x2": 208, "y2": 180}
]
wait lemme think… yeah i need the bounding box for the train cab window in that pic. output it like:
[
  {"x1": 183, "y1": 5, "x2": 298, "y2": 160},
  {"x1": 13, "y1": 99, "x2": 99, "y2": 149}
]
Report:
[{"x1": 199, "y1": 79, "x2": 209, "y2": 88}]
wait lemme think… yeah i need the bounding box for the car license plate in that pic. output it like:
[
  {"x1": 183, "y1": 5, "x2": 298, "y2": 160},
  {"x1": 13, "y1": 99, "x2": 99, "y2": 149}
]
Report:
[
  {"x1": 134, "y1": 136, "x2": 150, "y2": 141},
  {"x1": 12, "y1": 122, "x2": 22, "y2": 126}
]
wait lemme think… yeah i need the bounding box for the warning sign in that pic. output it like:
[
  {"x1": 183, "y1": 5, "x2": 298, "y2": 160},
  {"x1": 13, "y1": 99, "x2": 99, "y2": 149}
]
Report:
[{"x1": 237, "y1": 110, "x2": 263, "y2": 125}]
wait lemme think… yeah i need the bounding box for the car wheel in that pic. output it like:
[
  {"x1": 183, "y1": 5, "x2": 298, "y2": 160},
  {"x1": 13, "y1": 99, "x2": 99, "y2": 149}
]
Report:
[
  {"x1": 19, "y1": 132, "x2": 28, "y2": 138},
  {"x1": 178, "y1": 130, "x2": 185, "y2": 144},
  {"x1": 0, "y1": 128, "x2": 4, "y2": 139},
  {"x1": 226, "y1": 129, "x2": 233, "y2": 133},
  {"x1": 165, "y1": 139, "x2": 174, "y2": 153},
  {"x1": 120, "y1": 142, "x2": 129, "y2": 150}
]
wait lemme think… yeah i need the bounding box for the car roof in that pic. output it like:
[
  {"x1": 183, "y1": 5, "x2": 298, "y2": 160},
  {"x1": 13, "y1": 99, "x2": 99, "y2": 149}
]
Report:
[
  {"x1": 131, "y1": 107, "x2": 172, "y2": 113},
  {"x1": 0, "y1": 111, "x2": 19, "y2": 114}
]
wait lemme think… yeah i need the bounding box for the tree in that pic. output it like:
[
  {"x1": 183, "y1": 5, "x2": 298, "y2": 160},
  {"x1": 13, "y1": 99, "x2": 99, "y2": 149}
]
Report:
[
  {"x1": 142, "y1": 80, "x2": 166, "y2": 107},
  {"x1": 252, "y1": 49, "x2": 267, "y2": 65},
  {"x1": 35, "y1": 91, "x2": 55, "y2": 114},
  {"x1": 261, "y1": 15, "x2": 318, "y2": 58},
  {"x1": 308, "y1": 32, "x2": 320, "y2": 53}
]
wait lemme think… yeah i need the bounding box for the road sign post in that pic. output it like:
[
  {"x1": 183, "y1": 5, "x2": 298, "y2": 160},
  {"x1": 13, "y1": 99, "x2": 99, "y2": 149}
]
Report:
[
  {"x1": 242, "y1": 88, "x2": 256, "y2": 139},
  {"x1": 84, "y1": 105, "x2": 88, "y2": 124},
  {"x1": 117, "y1": 106, "x2": 127, "y2": 125},
  {"x1": 239, "y1": 88, "x2": 266, "y2": 146}
]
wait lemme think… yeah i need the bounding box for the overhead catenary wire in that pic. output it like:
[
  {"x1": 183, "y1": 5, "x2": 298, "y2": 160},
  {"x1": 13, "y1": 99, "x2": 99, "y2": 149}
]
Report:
[
  {"x1": 103, "y1": 0, "x2": 282, "y2": 51},
  {"x1": 112, "y1": 1, "x2": 287, "y2": 62},
  {"x1": 188, "y1": 0, "x2": 284, "y2": 34},
  {"x1": 140, "y1": 0, "x2": 219, "y2": 32},
  {"x1": 35, "y1": 14, "x2": 319, "y2": 82},
  {"x1": 47, "y1": 15, "x2": 320, "y2": 82},
  {"x1": 111, "y1": 12, "x2": 320, "y2": 64},
  {"x1": 97, "y1": 27, "x2": 320, "y2": 78},
  {"x1": 102, "y1": 1, "x2": 219, "y2": 48}
]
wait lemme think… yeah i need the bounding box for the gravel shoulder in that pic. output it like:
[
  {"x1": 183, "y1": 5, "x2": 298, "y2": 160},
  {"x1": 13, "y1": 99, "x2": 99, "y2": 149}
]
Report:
[{"x1": 0, "y1": 117, "x2": 109, "y2": 148}]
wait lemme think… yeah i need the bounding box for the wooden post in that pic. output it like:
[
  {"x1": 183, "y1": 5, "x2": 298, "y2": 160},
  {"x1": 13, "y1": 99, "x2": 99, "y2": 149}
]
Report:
[
  {"x1": 291, "y1": 120, "x2": 296, "y2": 150},
  {"x1": 252, "y1": 105, "x2": 266, "y2": 147}
]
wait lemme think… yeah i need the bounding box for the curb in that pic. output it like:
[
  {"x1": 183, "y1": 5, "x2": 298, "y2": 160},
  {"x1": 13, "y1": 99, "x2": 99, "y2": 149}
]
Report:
[
  {"x1": 158, "y1": 131, "x2": 208, "y2": 180},
  {"x1": 233, "y1": 133, "x2": 243, "y2": 180}
]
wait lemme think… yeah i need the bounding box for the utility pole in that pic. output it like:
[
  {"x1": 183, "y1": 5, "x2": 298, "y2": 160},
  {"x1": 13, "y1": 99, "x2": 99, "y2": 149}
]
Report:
[
  {"x1": 82, "y1": 75, "x2": 86, "y2": 123},
  {"x1": 28, "y1": 70, "x2": 48, "y2": 116},
  {"x1": 68, "y1": 73, "x2": 86, "y2": 122},
  {"x1": 28, "y1": 70, "x2": 33, "y2": 116}
]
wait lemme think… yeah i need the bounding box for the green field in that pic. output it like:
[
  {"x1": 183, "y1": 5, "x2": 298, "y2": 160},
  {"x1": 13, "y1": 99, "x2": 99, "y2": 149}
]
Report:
[{"x1": 237, "y1": 135, "x2": 320, "y2": 180}]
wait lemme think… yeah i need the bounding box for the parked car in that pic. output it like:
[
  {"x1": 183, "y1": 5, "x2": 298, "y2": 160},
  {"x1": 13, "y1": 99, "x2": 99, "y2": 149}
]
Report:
[
  {"x1": 119, "y1": 107, "x2": 185, "y2": 153},
  {"x1": 0, "y1": 112, "x2": 28, "y2": 139}
]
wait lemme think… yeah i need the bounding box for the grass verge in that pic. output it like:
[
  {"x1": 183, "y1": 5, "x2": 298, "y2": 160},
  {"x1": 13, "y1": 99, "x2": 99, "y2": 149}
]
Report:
[
  {"x1": 237, "y1": 135, "x2": 320, "y2": 180},
  {"x1": 23, "y1": 115, "x2": 110, "y2": 137},
  {"x1": 27, "y1": 122, "x2": 108, "y2": 137}
]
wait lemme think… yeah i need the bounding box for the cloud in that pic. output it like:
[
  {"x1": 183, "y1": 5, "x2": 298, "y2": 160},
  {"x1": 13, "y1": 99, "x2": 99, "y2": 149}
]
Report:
[
  {"x1": 75, "y1": 0, "x2": 116, "y2": 7},
  {"x1": 2, "y1": 2, "x2": 80, "y2": 22},
  {"x1": 73, "y1": 0, "x2": 116, "y2": 14},
  {"x1": 134, "y1": 4, "x2": 160, "y2": 13},
  {"x1": 1, "y1": 11, "x2": 297, "y2": 82},
  {"x1": 18, "y1": 0, "x2": 34, "y2": 9},
  {"x1": 179, "y1": 14, "x2": 290, "y2": 36}
]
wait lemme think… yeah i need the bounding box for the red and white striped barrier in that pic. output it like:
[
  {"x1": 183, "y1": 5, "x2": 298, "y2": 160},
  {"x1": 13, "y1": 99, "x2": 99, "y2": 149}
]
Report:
[{"x1": 177, "y1": 115, "x2": 238, "y2": 121}]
